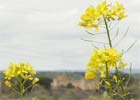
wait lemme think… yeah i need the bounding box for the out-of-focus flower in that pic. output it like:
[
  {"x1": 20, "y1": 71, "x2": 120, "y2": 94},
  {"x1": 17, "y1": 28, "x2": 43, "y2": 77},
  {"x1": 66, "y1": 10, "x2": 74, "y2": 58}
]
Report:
[
  {"x1": 32, "y1": 78, "x2": 39, "y2": 85},
  {"x1": 5, "y1": 81, "x2": 12, "y2": 87},
  {"x1": 3, "y1": 63, "x2": 39, "y2": 100},
  {"x1": 3, "y1": 63, "x2": 39, "y2": 88}
]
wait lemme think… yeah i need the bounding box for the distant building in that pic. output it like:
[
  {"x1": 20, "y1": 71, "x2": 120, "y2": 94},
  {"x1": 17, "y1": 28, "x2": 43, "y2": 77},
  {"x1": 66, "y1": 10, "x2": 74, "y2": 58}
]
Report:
[
  {"x1": 51, "y1": 75, "x2": 72, "y2": 89},
  {"x1": 51, "y1": 75, "x2": 100, "y2": 90}
]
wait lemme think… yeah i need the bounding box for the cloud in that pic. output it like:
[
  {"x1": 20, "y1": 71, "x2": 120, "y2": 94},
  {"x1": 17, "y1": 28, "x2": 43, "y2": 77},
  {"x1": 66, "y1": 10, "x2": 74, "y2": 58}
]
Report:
[{"x1": 0, "y1": 0, "x2": 139, "y2": 70}]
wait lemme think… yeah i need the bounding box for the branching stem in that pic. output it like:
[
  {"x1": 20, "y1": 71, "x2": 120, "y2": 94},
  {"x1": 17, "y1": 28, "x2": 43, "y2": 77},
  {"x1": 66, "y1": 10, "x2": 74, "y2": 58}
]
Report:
[{"x1": 103, "y1": 16, "x2": 128, "y2": 100}]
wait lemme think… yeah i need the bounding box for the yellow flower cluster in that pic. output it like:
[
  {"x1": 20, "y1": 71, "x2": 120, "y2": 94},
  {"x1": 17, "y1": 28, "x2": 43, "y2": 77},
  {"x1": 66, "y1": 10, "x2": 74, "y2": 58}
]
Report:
[
  {"x1": 3, "y1": 63, "x2": 39, "y2": 87},
  {"x1": 79, "y1": 1, "x2": 127, "y2": 31},
  {"x1": 85, "y1": 48, "x2": 127, "y2": 79}
]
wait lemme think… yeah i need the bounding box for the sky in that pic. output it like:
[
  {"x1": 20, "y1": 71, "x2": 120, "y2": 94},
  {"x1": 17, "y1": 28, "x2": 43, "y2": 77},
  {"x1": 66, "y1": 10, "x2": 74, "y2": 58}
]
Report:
[{"x1": 0, "y1": 0, "x2": 139, "y2": 71}]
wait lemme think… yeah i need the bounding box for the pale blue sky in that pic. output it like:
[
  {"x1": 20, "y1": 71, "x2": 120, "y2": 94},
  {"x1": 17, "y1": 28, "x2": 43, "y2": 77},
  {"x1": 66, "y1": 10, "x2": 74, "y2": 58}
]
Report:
[{"x1": 0, "y1": 0, "x2": 139, "y2": 71}]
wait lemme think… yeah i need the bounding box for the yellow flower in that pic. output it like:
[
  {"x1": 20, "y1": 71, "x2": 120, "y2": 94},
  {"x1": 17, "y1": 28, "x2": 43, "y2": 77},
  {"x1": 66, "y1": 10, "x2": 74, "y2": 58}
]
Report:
[
  {"x1": 4, "y1": 69, "x2": 15, "y2": 80},
  {"x1": 5, "y1": 81, "x2": 12, "y2": 87},
  {"x1": 85, "y1": 70, "x2": 97, "y2": 79},
  {"x1": 85, "y1": 48, "x2": 126, "y2": 79},
  {"x1": 97, "y1": 1, "x2": 111, "y2": 15},
  {"x1": 32, "y1": 78, "x2": 39, "y2": 85},
  {"x1": 3, "y1": 62, "x2": 40, "y2": 99},
  {"x1": 4, "y1": 63, "x2": 39, "y2": 87},
  {"x1": 79, "y1": 0, "x2": 127, "y2": 31},
  {"x1": 116, "y1": 0, "x2": 124, "y2": 10},
  {"x1": 79, "y1": 6, "x2": 101, "y2": 31}
]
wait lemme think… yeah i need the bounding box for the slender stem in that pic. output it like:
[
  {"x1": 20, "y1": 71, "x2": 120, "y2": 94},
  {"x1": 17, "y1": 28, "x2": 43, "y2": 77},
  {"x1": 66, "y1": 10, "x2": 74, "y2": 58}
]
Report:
[
  {"x1": 103, "y1": 16, "x2": 127, "y2": 100},
  {"x1": 19, "y1": 78, "x2": 24, "y2": 100},
  {"x1": 103, "y1": 17, "x2": 112, "y2": 48},
  {"x1": 11, "y1": 87, "x2": 21, "y2": 95},
  {"x1": 104, "y1": 17, "x2": 113, "y2": 100},
  {"x1": 105, "y1": 63, "x2": 109, "y2": 78},
  {"x1": 115, "y1": 67, "x2": 127, "y2": 100},
  {"x1": 105, "y1": 63, "x2": 113, "y2": 100},
  {"x1": 20, "y1": 84, "x2": 24, "y2": 100}
]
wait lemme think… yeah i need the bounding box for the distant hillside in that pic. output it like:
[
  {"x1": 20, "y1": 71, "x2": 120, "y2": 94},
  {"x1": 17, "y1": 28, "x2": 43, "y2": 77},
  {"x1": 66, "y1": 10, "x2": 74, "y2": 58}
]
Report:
[
  {"x1": 0, "y1": 69, "x2": 140, "y2": 81},
  {"x1": 36, "y1": 71, "x2": 85, "y2": 79},
  {"x1": 123, "y1": 68, "x2": 140, "y2": 73}
]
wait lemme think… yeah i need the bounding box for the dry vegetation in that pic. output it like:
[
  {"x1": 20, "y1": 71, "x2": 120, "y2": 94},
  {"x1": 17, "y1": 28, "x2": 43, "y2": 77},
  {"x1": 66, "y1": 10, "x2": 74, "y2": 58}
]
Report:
[{"x1": 0, "y1": 71, "x2": 140, "y2": 100}]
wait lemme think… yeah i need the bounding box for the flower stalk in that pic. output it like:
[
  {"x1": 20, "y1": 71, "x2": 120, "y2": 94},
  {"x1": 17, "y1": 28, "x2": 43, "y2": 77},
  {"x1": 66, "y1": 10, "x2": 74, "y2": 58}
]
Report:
[
  {"x1": 3, "y1": 63, "x2": 39, "y2": 100},
  {"x1": 105, "y1": 63, "x2": 113, "y2": 100},
  {"x1": 79, "y1": 0, "x2": 129, "y2": 100},
  {"x1": 103, "y1": 15, "x2": 127, "y2": 100},
  {"x1": 103, "y1": 16, "x2": 112, "y2": 48}
]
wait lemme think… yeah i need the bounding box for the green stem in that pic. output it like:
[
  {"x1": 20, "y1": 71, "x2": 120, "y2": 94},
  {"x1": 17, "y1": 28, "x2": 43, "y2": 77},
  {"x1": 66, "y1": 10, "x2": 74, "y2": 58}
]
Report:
[
  {"x1": 104, "y1": 16, "x2": 113, "y2": 100},
  {"x1": 115, "y1": 67, "x2": 127, "y2": 100},
  {"x1": 103, "y1": 16, "x2": 127, "y2": 100},
  {"x1": 105, "y1": 63, "x2": 113, "y2": 100},
  {"x1": 19, "y1": 79, "x2": 24, "y2": 100},
  {"x1": 20, "y1": 84, "x2": 24, "y2": 100},
  {"x1": 105, "y1": 63, "x2": 109, "y2": 78},
  {"x1": 103, "y1": 17, "x2": 112, "y2": 48}
]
